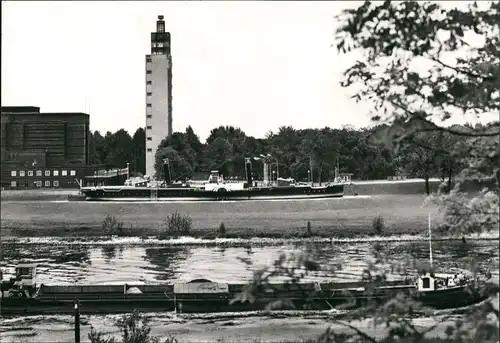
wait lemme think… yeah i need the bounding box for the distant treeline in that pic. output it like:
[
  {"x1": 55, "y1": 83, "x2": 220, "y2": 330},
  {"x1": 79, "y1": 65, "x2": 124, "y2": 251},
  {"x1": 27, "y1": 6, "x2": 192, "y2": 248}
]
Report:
[{"x1": 88, "y1": 122, "x2": 494, "y2": 187}]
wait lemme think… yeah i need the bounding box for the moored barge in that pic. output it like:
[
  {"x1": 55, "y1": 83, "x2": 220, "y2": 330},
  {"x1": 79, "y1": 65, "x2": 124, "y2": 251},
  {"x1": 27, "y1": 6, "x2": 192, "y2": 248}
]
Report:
[{"x1": 0, "y1": 265, "x2": 489, "y2": 316}]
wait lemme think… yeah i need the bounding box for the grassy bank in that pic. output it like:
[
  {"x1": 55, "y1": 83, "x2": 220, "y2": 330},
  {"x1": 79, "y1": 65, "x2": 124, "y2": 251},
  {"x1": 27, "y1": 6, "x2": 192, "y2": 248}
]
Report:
[
  {"x1": 1, "y1": 194, "x2": 439, "y2": 239},
  {"x1": 1, "y1": 220, "x2": 428, "y2": 240}
]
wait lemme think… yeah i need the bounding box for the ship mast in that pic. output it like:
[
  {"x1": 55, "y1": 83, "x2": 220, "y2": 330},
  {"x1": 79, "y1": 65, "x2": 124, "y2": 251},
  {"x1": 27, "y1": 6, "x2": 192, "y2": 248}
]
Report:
[{"x1": 428, "y1": 213, "x2": 433, "y2": 268}]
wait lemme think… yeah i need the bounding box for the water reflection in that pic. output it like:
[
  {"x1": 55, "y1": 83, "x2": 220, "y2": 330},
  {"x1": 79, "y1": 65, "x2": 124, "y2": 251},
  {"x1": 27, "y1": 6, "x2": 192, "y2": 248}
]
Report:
[
  {"x1": 142, "y1": 246, "x2": 192, "y2": 281},
  {"x1": 2, "y1": 244, "x2": 91, "y2": 267},
  {"x1": 101, "y1": 246, "x2": 117, "y2": 262},
  {"x1": 0, "y1": 241, "x2": 497, "y2": 285}
]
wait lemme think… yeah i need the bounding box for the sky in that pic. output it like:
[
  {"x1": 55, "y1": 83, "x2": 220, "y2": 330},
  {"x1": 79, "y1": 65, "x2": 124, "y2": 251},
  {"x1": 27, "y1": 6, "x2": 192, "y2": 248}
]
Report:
[{"x1": 1, "y1": 1, "x2": 495, "y2": 142}]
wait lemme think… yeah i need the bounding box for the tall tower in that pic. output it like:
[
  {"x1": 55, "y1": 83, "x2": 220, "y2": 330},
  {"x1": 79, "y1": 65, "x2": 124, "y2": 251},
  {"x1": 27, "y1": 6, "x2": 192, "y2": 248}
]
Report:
[{"x1": 145, "y1": 15, "x2": 173, "y2": 178}]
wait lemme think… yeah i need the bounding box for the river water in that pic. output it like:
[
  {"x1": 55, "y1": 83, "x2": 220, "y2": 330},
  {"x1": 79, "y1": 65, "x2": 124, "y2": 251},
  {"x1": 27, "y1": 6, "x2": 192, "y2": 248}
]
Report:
[{"x1": 0, "y1": 239, "x2": 498, "y2": 342}]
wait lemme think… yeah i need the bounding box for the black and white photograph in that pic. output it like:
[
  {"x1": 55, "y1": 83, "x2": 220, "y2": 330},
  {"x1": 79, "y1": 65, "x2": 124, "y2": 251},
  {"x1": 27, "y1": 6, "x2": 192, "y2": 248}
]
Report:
[{"x1": 1, "y1": 1, "x2": 499, "y2": 342}]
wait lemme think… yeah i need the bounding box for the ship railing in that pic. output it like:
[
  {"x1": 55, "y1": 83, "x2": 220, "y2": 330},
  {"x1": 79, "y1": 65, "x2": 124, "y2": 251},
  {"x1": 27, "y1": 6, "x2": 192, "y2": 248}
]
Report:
[{"x1": 38, "y1": 293, "x2": 173, "y2": 302}]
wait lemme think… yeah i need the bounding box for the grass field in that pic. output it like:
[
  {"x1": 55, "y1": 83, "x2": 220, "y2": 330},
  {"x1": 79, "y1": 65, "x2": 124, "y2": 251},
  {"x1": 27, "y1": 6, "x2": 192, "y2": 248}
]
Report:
[{"x1": 0, "y1": 194, "x2": 440, "y2": 239}]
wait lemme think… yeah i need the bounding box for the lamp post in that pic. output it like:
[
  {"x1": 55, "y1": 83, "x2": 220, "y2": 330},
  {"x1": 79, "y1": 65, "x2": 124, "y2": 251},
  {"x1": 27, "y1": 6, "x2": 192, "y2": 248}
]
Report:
[
  {"x1": 126, "y1": 162, "x2": 130, "y2": 180},
  {"x1": 308, "y1": 170, "x2": 311, "y2": 184},
  {"x1": 74, "y1": 300, "x2": 80, "y2": 343},
  {"x1": 272, "y1": 158, "x2": 279, "y2": 182}
]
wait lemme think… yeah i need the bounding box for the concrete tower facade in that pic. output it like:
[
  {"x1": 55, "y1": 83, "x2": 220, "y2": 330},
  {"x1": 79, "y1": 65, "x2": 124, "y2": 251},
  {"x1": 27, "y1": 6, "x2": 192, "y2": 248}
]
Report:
[{"x1": 145, "y1": 15, "x2": 173, "y2": 178}]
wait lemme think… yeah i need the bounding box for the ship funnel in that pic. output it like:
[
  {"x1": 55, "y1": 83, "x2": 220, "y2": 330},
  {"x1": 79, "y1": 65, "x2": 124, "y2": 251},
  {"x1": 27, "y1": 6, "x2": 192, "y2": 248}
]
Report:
[
  {"x1": 245, "y1": 157, "x2": 253, "y2": 188},
  {"x1": 162, "y1": 159, "x2": 172, "y2": 184}
]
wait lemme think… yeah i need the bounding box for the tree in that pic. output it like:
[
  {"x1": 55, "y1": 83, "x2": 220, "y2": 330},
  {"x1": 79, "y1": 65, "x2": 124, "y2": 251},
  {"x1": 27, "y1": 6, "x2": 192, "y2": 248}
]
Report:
[
  {"x1": 131, "y1": 128, "x2": 146, "y2": 175},
  {"x1": 105, "y1": 129, "x2": 133, "y2": 169},
  {"x1": 396, "y1": 131, "x2": 441, "y2": 195},
  {"x1": 90, "y1": 130, "x2": 107, "y2": 166},
  {"x1": 202, "y1": 136, "x2": 235, "y2": 177},
  {"x1": 336, "y1": 0, "x2": 500, "y2": 234},
  {"x1": 266, "y1": 126, "x2": 304, "y2": 179},
  {"x1": 154, "y1": 132, "x2": 197, "y2": 179},
  {"x1": 298, "y1": 129, "x2": 340, "y2": 185},
  {"x1": 88, "y1": 131, "x2": 103, "y2": 165},
  {"x1": 154, "y1": 147, "x2": 193, "y2": 182},
  {"x1": 204, "y1": 126, "x2": 248, "y2": 177},
  {"x1": 184, "y1": 126, "x2": 203, "y2": 172}
]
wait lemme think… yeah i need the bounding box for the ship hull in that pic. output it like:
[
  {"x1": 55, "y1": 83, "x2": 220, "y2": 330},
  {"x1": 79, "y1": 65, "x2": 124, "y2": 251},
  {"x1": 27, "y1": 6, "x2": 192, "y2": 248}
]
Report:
[
  {"x1": 0, "y1": 281, "x2": 486, "y2": 316},
  {"x1": 79, "y1": 184, "x2": 344, "y2": 202}
]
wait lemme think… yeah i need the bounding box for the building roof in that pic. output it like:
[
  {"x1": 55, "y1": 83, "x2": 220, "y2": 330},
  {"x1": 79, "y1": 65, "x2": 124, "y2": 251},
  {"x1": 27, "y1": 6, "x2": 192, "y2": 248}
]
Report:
[
  {"x1": 1, "y1": 106, "x2": 40, "y2": 113},
  {"x1": 1, "y1": 107, "x2": 89, "y2": 116}
]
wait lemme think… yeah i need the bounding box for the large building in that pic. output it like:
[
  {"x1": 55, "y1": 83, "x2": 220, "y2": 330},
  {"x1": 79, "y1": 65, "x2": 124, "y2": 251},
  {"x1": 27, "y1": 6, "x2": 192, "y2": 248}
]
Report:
[
  {"x1": 1, "y1": 106, "x2": 90, "y2": 189},
  {"x1": 145, "y1": 15, "x2": 173, "y2": 178}
]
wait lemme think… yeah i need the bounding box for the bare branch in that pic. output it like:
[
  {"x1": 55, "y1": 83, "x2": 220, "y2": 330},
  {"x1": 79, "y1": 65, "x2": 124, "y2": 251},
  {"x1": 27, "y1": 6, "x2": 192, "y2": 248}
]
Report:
[{"x1": 429, "y1": 55, "x2": 496, "y2": 81}]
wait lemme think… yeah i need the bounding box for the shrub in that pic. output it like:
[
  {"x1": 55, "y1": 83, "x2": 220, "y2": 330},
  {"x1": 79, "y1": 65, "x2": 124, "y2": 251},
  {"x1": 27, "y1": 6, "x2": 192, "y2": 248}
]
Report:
[
  {"x1": 102, "y1": 215, "x2": 125, "y2": 236},
  {"x1": 165, "y1": 211, "x2": 192, "y2": 236},
  {"x1": 372, "y1": 215, "x2": 384, "y2": 235},
  {"x1": 88, "y1": 310, "x2": 178, "y2": 343},
  {"x1": 218, "y1": 222, "x2": 226, "y2": 237}
]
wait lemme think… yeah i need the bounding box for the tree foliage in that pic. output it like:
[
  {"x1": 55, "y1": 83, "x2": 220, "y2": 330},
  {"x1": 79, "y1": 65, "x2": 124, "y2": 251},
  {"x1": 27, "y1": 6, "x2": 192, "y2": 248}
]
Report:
[{"x1": 336, "y1": 0, "x2": 499, "y2": 233}]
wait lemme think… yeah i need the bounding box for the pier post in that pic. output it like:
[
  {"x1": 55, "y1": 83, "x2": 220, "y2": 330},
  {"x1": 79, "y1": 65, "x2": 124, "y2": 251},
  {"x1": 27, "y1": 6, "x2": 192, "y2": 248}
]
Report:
[{"x1": 74, "y1": 299, "x2": 80, "y2": 343}]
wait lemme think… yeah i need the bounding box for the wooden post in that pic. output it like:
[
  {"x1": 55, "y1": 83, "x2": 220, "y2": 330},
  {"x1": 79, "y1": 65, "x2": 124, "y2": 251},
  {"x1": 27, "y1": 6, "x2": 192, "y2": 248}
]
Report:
[{"x1": 74, "y1": 299, "x2": 80, "y2": 343}]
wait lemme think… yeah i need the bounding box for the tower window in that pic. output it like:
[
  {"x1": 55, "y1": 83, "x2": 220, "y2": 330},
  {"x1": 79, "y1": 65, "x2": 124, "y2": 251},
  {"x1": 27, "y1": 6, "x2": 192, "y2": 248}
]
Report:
[
  {"x1": 158, "y1": 22, "x2": 165, "y2": 33},
  {"x1": 147, "y1": 92, "x2": 152, "y2": 96},
  {"x1": 146, "y1": 57, "x2": 152, "y2": 63},
  {"x1": 147, "y1": 148, "x2": 152, "y2": 152},
  {"x1": 147, "y1": 137, "x2": 152, "y2": 141},
  {"x1": 147, "y1": 115, "x2": 152, "y2": 119},
  {"x1": 147, "y1": 126, "x2": 152, "y2": 130},
  {"x1": 146, "y1": 70, "x2": 152, "y2": 74},
  {"x1": 146, "y1": 104, "x2": 152, "y2": 107},
  {"x1": 146, "y1": 81, "x2": 152, "y2": 85}
]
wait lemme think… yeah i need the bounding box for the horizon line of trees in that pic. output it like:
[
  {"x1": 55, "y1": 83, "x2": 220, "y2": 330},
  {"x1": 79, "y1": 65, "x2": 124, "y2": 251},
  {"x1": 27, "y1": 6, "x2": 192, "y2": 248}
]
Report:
[{"x1": 88, "y1": 121, "x2": 497, "y2": 193}]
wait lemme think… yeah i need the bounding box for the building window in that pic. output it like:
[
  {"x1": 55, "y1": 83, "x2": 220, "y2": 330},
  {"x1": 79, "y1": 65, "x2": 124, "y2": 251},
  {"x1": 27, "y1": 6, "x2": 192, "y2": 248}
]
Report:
[
  {"x1": 36, "y1": 181, "x2": 42, "y2": 188},
  {"x1": 53, "y1": 180, "x2": 60, "y2": 187},
  {"x1": 28, "y1": 170, "x2": 34, "y2": 177},
  {"x1": 146, "y1": 57, "x2": 152, "y2": 63},
  {"x1": 147, "y1": 137, "x2": 152, "y2": 141},
  {"x1": 158, "y1": 43, "x2": 164, "y2": 48},
  {"x1": 45, "y1": 180, "x2": 51, "y2": 187},
  {"x1": 146, "y1": 80, "x2": 152, "y2": 85},
  {"x1": 19, "y1": 171, "x2": 25, "y2": 177},
  {"x1": 11, "y1": 181, "x2": 16, "y2": 188},
  {"x1": 36, "y1": 170, "x2": 42, "y2": 176},
  {"x1": 146, "y1": 70, "x2": 152, "y2": 74},
  {"x1": 146, "y1": 103, "x2": 152, "y2": 107},
  {"x1": 70, "y1": 170, "x2": 76, "y2": 176},
  {"x1": 147, "y1": 115, "x2": 152, "y2": 119},
  {"x1": 147, "y1": 126, "x2": 152, "y2": 130},
  {"x1": 11, "y1": 171, "x2": 16, "y2": 177},
  {"x1": 45, "y1": 170, "x2": 51, "y2": 176},
  {"x1": 62, "y1": 170, "x2": 68, "y2": 176},
  {"x1": 53, "y1": 170, "x2": 59, "y2": 176},
  {"x1": 147, "y1": 92, "x2": 152, "y2": 96},
  {"x1": 147, "y1": 148, "x2": 152, "y2": 152}
]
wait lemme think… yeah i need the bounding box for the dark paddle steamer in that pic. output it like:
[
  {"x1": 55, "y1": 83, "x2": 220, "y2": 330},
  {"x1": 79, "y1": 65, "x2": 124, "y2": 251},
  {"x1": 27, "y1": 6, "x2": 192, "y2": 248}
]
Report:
[{"x1": 77, "y1": 157, "x2": 346, "y2": 202}]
